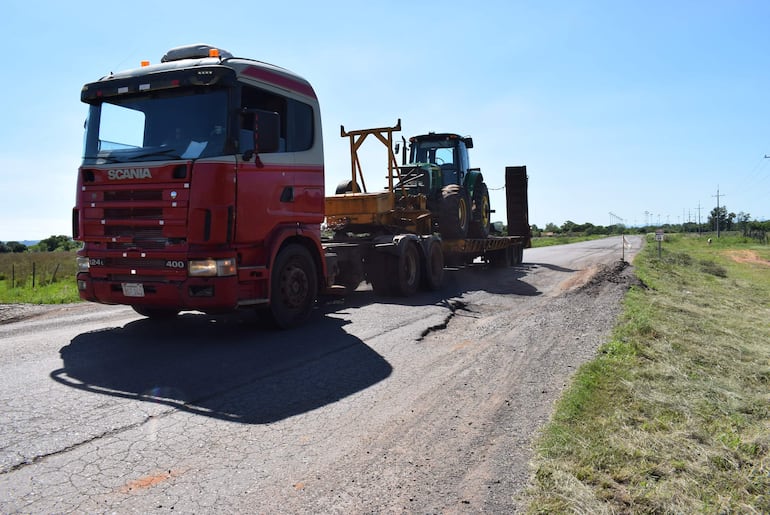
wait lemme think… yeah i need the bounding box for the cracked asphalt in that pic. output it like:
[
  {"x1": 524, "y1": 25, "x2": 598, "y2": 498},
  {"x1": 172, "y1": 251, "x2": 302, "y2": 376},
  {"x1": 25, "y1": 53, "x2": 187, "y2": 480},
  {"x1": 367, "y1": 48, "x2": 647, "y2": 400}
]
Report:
[{"x1": 0, "y1": 236, "x2": 641, "y2": 513}]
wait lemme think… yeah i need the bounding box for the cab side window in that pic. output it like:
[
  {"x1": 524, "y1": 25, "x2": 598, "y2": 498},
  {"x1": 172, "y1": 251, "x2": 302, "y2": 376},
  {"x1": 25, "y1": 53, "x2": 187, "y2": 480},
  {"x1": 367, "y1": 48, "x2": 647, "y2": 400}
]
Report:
[{"x1": 240, "y1": 85, "x2": 314, "y2": 153}]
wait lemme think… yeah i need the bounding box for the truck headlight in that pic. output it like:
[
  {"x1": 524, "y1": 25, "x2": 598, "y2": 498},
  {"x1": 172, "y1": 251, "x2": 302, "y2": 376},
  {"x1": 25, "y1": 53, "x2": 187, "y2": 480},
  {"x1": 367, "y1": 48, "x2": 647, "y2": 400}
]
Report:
[
  {"x1": 76, "y1": 256, "x2": 90, "y2": 272},
  {"x1": 188, "y1": 258, "x2": 236, "y2": 277}
]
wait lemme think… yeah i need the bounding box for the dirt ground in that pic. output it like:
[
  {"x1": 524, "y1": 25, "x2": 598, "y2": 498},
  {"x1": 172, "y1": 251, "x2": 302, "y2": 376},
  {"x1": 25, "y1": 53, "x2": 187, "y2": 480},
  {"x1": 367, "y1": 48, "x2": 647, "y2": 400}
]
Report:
[{"x1": 725, "y1": 249, "x2": 770, "y2": 266}]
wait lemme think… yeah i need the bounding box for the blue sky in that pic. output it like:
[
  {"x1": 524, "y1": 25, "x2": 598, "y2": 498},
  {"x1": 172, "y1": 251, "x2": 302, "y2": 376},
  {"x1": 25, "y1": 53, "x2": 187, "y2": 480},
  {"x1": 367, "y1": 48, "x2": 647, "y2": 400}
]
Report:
[{"x1": 1, "y1": 1, "x2": 769, "y2": 240}]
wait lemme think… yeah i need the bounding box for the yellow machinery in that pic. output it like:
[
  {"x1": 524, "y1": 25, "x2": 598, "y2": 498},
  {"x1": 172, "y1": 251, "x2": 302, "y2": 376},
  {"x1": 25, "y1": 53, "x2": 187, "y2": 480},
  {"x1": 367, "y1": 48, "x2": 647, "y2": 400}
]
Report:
[{"x1": 324, "y1": 119, "x2": 433, "y2": 235}]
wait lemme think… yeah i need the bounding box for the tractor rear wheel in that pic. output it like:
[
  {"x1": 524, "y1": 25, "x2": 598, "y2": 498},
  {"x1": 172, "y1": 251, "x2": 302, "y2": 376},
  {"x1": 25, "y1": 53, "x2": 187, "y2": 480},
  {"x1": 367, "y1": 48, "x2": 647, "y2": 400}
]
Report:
[
  {"x1": 438, "y1": 185, "x2": 470, "y2": 239},
  {"x1": 469, "y1": 182, "x2": 491, "y2": 238}
]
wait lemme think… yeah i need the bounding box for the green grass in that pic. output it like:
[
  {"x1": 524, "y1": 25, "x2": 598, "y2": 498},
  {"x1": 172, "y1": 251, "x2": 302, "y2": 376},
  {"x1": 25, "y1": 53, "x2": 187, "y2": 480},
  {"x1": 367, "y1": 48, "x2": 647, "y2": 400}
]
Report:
[
  {"x1": 526, "y1": 234, "x2": 770, "y2": 513},
  {"x1": 0, "y1": 251, "x2": 80, "y2": 304}
]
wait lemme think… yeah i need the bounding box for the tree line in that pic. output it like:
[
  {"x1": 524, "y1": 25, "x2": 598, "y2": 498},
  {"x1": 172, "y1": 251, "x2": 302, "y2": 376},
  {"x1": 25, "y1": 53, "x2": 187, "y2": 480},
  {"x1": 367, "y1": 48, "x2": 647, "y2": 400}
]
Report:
[
  {"x1": 533, "y1": 206, "x2": 769, "y2": 239},
  {"x1": 0, "y1": 235, "x2": 80, "y2": 253}
]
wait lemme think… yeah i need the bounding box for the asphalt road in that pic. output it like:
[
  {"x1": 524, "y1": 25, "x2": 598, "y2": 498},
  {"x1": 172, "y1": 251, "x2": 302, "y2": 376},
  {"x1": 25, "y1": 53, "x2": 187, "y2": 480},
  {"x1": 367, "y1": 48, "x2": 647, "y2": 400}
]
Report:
[{"x1": 0, "y1": 236, "x2": 641, "y2": 513}]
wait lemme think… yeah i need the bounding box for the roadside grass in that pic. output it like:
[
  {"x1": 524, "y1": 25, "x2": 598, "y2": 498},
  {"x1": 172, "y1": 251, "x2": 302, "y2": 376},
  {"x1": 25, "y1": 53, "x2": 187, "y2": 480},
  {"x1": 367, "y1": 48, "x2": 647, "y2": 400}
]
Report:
[
  {"x1": 0, "y1": 251, "x2": 80, "y2": 304},
  {"x1": 526, "y1": 234, "x2": 770, "y2": 513}
]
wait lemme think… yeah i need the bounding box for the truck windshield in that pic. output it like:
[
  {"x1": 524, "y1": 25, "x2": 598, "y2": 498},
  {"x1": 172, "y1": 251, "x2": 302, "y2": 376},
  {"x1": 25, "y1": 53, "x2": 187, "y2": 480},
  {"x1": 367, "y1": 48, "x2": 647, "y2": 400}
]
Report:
[{"x1": 82, "y1": 89, "x2": 228, "y2": 164}]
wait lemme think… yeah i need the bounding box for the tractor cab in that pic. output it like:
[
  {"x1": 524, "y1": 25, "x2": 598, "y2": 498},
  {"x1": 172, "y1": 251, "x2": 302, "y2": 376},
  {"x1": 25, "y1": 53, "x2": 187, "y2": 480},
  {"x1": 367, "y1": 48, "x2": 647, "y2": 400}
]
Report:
[{"x1": 407, "y1": 133, "x2": 473, "y2": 188}]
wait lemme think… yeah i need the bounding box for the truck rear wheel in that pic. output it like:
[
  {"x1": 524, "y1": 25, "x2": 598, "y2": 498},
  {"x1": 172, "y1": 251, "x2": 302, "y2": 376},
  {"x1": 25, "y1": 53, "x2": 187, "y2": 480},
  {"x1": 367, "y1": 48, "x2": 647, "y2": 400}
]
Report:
[
  {"x1": 335, "y1": 267, "x2": 363, "y2": 293},
  {"x1": 439, "y1": 185, "x2": 470, "y2": 239},
  {"x1": 421, "y1": 239, "x2": 444, "y2": 291},
  {"x1": 368, "y1": 252, "x2": 392, "y2": 296},
  {"x1": 269, "y1": 244, "x2": 317, "y2": 328}
]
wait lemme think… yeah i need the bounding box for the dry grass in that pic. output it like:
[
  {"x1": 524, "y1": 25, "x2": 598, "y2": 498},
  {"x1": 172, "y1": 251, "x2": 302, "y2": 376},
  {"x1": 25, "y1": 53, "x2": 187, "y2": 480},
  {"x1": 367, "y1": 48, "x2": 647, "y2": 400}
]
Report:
[{"x1": 527, "y1": 234, "x2": 770, "y2": 513}]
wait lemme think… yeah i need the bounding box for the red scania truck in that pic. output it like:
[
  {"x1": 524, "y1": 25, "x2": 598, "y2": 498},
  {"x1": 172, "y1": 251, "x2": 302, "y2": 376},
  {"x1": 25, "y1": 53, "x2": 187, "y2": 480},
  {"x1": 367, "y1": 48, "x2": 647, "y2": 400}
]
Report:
[{"x1": 74, "y1": 44, "x2": 529, "y2": 328}]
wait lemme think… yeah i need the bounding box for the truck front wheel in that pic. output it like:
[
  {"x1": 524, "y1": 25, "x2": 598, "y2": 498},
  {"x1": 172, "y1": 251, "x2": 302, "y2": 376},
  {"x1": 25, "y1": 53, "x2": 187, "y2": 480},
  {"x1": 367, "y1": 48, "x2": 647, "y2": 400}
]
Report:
[{"x1": 269, "y1": 244, "x2": 318, "y2": 328}]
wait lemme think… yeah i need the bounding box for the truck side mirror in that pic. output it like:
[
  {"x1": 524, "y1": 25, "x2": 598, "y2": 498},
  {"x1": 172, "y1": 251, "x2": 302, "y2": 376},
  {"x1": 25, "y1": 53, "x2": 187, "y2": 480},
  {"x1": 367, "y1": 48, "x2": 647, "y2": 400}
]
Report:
[
  {"x1": 253, "y1": 109, "x2": 280, "y2": 153},
  {"x1": 241, "y1": 109, "x2": 281, "y2": 160}
]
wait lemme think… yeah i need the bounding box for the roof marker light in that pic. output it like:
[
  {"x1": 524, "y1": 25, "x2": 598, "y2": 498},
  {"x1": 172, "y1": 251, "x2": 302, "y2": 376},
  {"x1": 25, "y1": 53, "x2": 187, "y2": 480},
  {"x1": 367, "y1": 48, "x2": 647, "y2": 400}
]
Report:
[
  {"x1": 209, "y1": 48, "x2": 220, "y2": 58},
  {"x1": 141, "y1": 60, "x2": 150, "y2": 67}
]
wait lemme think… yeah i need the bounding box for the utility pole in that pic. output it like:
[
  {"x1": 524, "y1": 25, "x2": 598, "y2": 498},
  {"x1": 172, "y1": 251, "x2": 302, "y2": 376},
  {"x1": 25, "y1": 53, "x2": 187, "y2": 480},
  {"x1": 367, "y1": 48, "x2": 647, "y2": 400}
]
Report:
[
  {"x1": 696, "y1": 202, "x2": 703, "y2": 234},
  {"x1": 713, "y1": 186, "x2": 726, "y2": 238}
]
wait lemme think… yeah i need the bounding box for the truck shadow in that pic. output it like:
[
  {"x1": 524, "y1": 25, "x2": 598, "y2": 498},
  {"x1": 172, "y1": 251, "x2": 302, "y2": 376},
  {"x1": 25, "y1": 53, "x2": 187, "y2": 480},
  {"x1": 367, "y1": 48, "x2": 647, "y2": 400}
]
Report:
[
  {"x1": 50, "y1": 312, "x2": 391, "y2": 424},
  {"x1": 326, "y1": 262, "x2": 542, "y2": 309}
]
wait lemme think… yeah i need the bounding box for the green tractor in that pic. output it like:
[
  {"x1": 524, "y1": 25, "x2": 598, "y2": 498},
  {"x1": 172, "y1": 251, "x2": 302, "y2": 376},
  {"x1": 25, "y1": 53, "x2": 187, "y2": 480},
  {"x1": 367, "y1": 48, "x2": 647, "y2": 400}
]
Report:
[{"x1": 396, "y1": 132, "x2": 491, "y2": 239}]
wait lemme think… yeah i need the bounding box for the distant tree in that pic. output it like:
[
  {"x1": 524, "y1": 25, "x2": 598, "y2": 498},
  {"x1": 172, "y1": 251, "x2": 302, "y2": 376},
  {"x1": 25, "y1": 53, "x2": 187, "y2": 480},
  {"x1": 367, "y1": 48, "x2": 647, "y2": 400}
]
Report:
[
  {"x1": 6, "y1": 241, "x2": 27, "y2": 253},
  {"x1": 708, "y1": 206, "x2": 734, "y2": 232},
  {"x1": 544, "y1": 222, "x2": 560, "y2": 234},
  {"x1": 561, "y1": 220, "x2": 578, "y2": 234},
  {"x1": 586, "y1": 225, "x2": 611, "y2": 236},
  {"x1": 31, "y1": 235, "x2": 78, "y2": 252},
  {"x1": 0, "y1": 242, "x2": 8, "y2": 253},
  {"x1": 736, "y1": 212, "x2": 752, "y2": 236}
]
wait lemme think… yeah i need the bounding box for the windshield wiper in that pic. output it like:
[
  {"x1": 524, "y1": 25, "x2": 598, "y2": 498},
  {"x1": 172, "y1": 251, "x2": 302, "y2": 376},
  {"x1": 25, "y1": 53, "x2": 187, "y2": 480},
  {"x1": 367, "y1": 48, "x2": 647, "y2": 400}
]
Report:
[
  {"x1": 86, "y1": 154, "x2": 121, "y2": 164},
  {"x1": 132, "y1": 147, "x2": 183, "y2": 160}
]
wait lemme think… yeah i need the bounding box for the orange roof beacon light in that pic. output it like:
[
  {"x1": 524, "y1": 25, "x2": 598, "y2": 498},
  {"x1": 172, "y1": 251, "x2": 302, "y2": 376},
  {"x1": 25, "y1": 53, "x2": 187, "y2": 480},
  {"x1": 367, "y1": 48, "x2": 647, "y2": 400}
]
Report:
[
  {"x1": 209, "y1": 48, "x2": 220, "y2": 58},
  {"x1": 141, "y1": 60, "x2": 150, "y2": 67}
]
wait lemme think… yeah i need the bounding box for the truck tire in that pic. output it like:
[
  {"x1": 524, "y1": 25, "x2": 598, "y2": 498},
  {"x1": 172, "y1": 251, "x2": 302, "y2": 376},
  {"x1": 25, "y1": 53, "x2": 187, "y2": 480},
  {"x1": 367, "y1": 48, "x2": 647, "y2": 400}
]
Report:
[
  {"x1": 469, "y1": 182, "x2": 491, "y2": 238},
  {"x1": 390, "y1": 241, "x2": 421, "y2": 296},
  {"x1": 132, "y1": 306, "x2": 179, "y2": 319},
  {"x1": 370, "y1": 242, "x2": 421, "y2": 297},
  {"x1": 367, "y1": 251, "x2": 392, "y2": 295},
  {"x1": 439, "y1": 185, "x2": 470, "y2": 239},
  {"x1": 335, "y1": 267, "x2": 363, "y2": 293},
  {"x1": 269, "y1": 243, "x2": 317, "y2": 328},
  {"x1": 421, "y1": 238, "x2": 444, "y2": 291}
]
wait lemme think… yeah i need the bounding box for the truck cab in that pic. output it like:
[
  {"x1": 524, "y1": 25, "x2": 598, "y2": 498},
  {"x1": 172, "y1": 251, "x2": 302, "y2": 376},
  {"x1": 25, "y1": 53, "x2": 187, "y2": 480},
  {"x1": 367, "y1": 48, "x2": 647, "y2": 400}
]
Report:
[{"x1": 74, "y1": 44, "x2": 328, "y2": 327}]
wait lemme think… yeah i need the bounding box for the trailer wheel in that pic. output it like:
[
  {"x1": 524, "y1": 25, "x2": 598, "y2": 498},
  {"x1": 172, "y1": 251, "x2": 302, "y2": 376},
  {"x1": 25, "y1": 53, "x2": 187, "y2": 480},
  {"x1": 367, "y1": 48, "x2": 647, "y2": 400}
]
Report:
[
  {"x1": 488, "y1": 246, "x2": 512, "y2": 268},
  {"x1": 439, "y1": 185, "x2": 470, "y2": 239},
  {"x1": 468, "y1": 182, "x2": 491, "y2": 238},
  {"x1": 421, "y1": 239, "x2": 444, "y2": 291},
  {"x1": 269, "y1": 244, "x2": 317, "y2": 329},
  {"x1": 389, "y1": 241, "x2": 421, "y2": 296},
  {"x1": 513, "y1": 245, "x2": 524, "y2": 265},
  {"x1": 132, "y1": 306, "x2": 179, "y2": 319}
]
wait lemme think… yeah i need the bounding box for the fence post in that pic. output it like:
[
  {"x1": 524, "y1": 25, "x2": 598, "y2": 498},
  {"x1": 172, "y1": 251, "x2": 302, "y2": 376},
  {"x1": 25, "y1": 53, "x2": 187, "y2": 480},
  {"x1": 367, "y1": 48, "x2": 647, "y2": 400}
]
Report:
[
  {"x1": 32, "y1": 262, "x2": 36, "y2": 288},
  {"x1": 51, "y1": 263, "x2": 60, "y2": 284}
]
